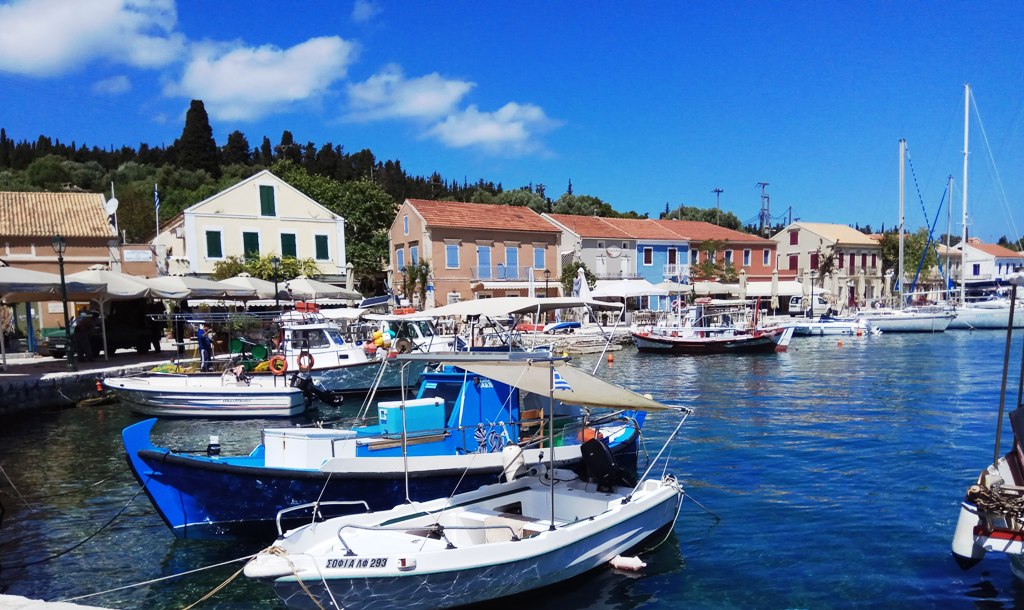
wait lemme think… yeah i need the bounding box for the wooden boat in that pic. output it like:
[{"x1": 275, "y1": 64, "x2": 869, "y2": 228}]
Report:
[
  {"x1": 243, "y1": 355, "x2": 689, "y2": 609},
  {"x1": 951, "y1": 273, "x2": 1024, "y2": 575},
  {"x1": 122, "y1": 353, "x2": 650, "y2": 538},
  {"x1": 631, "y1": 303, "x2": 794, "y2": 354}
]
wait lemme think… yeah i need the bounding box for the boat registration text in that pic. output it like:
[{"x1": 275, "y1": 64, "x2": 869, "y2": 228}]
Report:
[{"x1": 325, "y1": 557, "x2": 387, "y2": 569}]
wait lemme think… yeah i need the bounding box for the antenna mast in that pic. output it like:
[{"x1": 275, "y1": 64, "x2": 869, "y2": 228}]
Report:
[
  {"x1": 757, "y1": 182, "x2": 770, "y2": 235},
  {"x1": 711, "y1": 188, "x2": 724, "y2": 226}
]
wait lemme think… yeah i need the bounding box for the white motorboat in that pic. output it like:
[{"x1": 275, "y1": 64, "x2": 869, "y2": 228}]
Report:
[
  {"x1": 244, "y1": 354, "x2": 690, "y2": 609},
  {"x1": 104, "y1": 368, "x2": 312, "y2": 418},
  {"x1": 951, "y1": 273, "x2": 1024, "y2": 576},
  {"x1": 784, "y1": 316, "x2": 876, "y2": 337}
]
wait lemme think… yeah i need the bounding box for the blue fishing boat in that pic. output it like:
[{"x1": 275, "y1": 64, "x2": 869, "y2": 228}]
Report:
[{"x1": 122, "y1": 353, "x2": 648, "y2": 539}]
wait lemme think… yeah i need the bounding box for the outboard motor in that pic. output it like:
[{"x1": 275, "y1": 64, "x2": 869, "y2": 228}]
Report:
[{"x1": 581, "y1": 438, "x2": 635, "y2": 492}]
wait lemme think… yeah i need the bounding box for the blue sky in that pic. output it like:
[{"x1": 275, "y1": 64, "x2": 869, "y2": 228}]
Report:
[{"x1": 1, "y1": 1, "x2": 1022, "y2": 242}]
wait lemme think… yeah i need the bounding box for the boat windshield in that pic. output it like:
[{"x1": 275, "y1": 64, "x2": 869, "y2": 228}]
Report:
[{"x1": 396, "y1": 320, "x2": 437, "y2": 339}]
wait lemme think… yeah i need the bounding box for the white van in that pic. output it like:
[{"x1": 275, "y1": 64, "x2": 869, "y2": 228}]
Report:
[{"x1": 789, "y1": 295, "x2": 831, "y2": 317}]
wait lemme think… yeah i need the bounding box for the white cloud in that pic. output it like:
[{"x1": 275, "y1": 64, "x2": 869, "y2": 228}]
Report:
[
  {"x1": 351, "y1": 0, "x2": 380, "y2": 23},
  {"x1": 93, "y1": 75, "x2": 132, "y2": 95},
  {"x1": 166, "y1": 36, "x2": 357, "y2": 121},
  {"x1": 426, "y1": 102, "x2": 561, "y2": 154},
  {"x1": 346, "y1": 65, "x2": 474, "y2": 122},
  {"x1": 0, "y1": 0, "x2": 184, "y2": 77}
]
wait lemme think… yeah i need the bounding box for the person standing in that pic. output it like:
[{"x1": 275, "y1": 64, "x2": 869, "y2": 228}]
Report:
[{"x1": 197, "y1": 323, "x2": 214, "y2": 372}]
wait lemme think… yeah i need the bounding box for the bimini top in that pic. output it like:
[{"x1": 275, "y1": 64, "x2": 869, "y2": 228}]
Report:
[
  {"x1": 399, "y1": 352, "x2": 683, "y2": 413},
  {"x1": 424, "y1": 296, "x2": 623, "y2": 319}
]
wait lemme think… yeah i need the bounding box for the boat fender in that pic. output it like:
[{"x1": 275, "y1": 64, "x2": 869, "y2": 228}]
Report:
[
  {"x1": 95, "y1": 379, "x2": 103, "y2": 392},
  {"x1": 207, "y1": 435, "x2": 220, "y2": 458},
  {"x1": 610, "y1": 555, "x2": 647, "y2": 571},
  {"x1": 397, "y1": 557, "x2": 417, "y2": 571},
  {"x1": 269, "y1": 355, "x2": 288, "y2": 376},
  {"x1": 297, "y1": 352, "x2": 314, "y2": 372}
]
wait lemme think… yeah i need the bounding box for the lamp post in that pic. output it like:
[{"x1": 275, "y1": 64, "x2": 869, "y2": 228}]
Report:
[
  {"x1": 51, "y1": 235, "x2": 76, "y2": 371},
  {"x1": 270, "y1": 256, "x2": 281, "y2": 310},
  {"x1": 543, "y1": 269, "x2": 550, "y2": 298},
  {"x1": 809, "y1": 269, "x2": 816, "y2": 318}
]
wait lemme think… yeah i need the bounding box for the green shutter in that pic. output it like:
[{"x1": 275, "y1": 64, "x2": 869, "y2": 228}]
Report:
[
  {"x1": 281, "y1": 234, "x2": 297, "y2": 258},
  {"x1": 315, "y1": 235, "x2": 329, "y2": 260},
  {"x1": 260, "y1": 185, "x2": 276, "y2": 216},
  {"x1": 243, "y1": 232, "x2": 260, "y2": 259},
  {"x1": 205, "y1": 230, "x2": 222, "y2": 258}
]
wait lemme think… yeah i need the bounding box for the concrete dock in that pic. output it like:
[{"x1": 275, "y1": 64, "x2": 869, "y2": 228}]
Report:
[{"x1": 0, "y1": 339, "x2": 182, "y2": 418}]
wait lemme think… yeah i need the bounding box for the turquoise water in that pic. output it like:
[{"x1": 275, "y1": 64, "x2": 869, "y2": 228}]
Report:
[{"x1": 1, "y1": 330, "x2": 1022, "y2": 609}]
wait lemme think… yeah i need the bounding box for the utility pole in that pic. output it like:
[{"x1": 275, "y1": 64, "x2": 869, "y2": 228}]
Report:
[
  {"x1": 757, "y1": 182, "x2": 771, "y2": 236},
  {"x1": 711, "y1": 188, "x2": 723, "y2": 226}
]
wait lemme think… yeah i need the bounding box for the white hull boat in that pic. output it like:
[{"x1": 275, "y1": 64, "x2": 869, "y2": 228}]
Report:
[
  {"x1": 244, "y1": 353, "x2": 690, "y2": 609},
  {"x1": 950, "y1": 273, "x2": 1024, "y2": 577},
  {"x1": 784, "y1": 317, "x2": 876, "y2": 337},
  {"x1": 855, "y1": 308, "x2": 953, "y2": 333},
  {"x1": 104, "y1": 370, "x2": 308, "y2": 418},
  {"x1": 948, "y1": 301, "x2": 1024, "y2": 330},
  {"x1": 245, "y1": 465, "x2": 683, "y2": 610}
]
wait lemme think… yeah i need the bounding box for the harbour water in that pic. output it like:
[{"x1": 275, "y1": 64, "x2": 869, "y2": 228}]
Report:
[{"x1": 1, "y1": 330, "x2": 1022, "y2": 609}]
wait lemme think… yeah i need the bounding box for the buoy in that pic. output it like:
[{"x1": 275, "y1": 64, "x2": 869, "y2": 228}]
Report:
[
  {"x1": 562, "y1": 351, "x2": 569, "y2": 357},
  {"x1": 95, "y1": 379, "x2": 103, "y2": 392},
  {"x1": 837, "y1": 340, "x2": 843, "y2": 348},
  {"x1": 607, "y1": 353, "x2": 614, "y2": 363},
  {"x1": 610, "y1": 555, "x2": 647, "y2": 571}
]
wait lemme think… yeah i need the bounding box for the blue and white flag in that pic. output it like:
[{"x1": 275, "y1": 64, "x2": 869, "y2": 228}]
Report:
[
  {"x1": 154, "y1": 183, "x2": 160, "y2": 212},
  {"x1": 552, "y1": 370, "x2": 572, "y2": 392}
]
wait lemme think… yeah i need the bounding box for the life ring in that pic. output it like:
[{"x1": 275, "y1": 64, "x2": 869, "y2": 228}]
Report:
[
  {"x1": 268, "y1": 355, "x2": 288, "y2": 376},
  {"x1": 297, "y1": 352, "x2": 314, "y2": 372}
]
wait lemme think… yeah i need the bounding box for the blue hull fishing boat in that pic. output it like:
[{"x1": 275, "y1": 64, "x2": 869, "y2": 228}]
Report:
[{"x1": 123, "y1": 354, "x2": 647, "y2": 539}]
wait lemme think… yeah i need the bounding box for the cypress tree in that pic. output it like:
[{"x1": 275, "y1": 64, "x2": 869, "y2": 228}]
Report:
[
  {"x1": 0, "y1": 128, "x2": 9, "y2": 168},
  {"x1": 223, "y1": 130, "x2": 251, "y2": 165},
  {"x1": 177, "y1": 100, "x2": 221, "y2": 178}
]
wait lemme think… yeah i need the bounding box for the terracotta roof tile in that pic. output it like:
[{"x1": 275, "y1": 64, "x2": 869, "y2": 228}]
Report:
[
  {"x1": 545, "y1": 214, "x2": 633, "y2": 239},
  {"x1": 655, "y1": 219, "x2": 773, "y2": 243},
  {"x1": 971, "y1": 242, "x2": 1024, "y2": 258},
  {"x1": 0, "y1": 191, "x2": 112, "y2": 238},
  {"x1": 599, "y1": 217, "x2": 681, "y2": 240},
  {"x1": 406, "y1": 199, "x2": 559, "y2": 232}
]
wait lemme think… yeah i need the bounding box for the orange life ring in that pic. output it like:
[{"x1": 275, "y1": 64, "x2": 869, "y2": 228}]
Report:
[
  {"x1": 297, "y1": 352, "x2": 314, "y2": 372},
  {"x1": 269, "y1": 355, "x2": 288, "y2": 376}
]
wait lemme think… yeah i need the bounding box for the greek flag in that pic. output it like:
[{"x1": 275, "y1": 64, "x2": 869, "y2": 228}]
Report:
[
  {"x1": 552, "y1": 370, "x2": 572, "y2": 392},
  {"x1": 154, "y1": 183, "x2": 159, "y2": 212}
]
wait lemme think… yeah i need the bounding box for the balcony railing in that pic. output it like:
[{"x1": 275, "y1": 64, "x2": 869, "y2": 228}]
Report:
[{"x1": 470, "y1": 266, "x2": 540, "y2": 281}]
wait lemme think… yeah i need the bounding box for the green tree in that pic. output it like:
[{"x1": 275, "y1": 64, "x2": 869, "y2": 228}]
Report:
[
  {"x1": 663, "y1": 204, "x2": 742, "y2": 230},
  {"x1": 879, "y1": 228, "x2": 933, "y2": 289},
  {"x1": 271, "y1": 161, "x2": 397, "y2": 278},
  {"x1": 24, "y1": 154, "x2": 71, "y2": 188},
  {"x1": 223, "y1": 130, "x2": 251, "y2": 165},
  {"x1": 551, "y1": 193, "x2": 617, "y2": 217},
  {"x1": 561, "y1": 261, "x2": 596, "y2": 296},
  {"x1": 689, "y1": 240, "x2": 737, "y2": 281},
  {"x1": 495, "y1": 188, "x2": 548, "y2": 211},
  {"x1": 210, "y1": 254, "x2": 320, "y2": 281},
  {"x1": 177, "y1": 100, "x2": 220, "y2": 178},
  {"x1": 400, "y1": 259, "x2": 432, "y2": 308}
]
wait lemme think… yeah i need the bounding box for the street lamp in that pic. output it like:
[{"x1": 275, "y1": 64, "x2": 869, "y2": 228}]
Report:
[
  {"x1": 51, "y1": 235, "x2": 76, "y2": 371},
  {"x1": 270, "y1": 256, "x2": 281, "y2": 310},
  {"x1": 808, "y1": 269, "x2": 816, "y2": 318},
  {"x1": 543, "y1": 269, "x2": 550, "y2": 298}
]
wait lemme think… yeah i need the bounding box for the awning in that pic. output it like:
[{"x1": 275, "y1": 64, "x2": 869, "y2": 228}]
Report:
[
  {"x1": 591, "y1": 278, "x2": 669, "y2": 298},
  {"x1": 473, "y1": 281, "x2": 534, "y2": 290},
  {"x1": 426, "y1": 296, "x2": 622, "y2": 319}
]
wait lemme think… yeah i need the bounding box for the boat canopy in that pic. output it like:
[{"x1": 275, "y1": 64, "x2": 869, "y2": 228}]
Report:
[
  {"x1": 425, "y1": 296, "x2": 623, "y2": 319},
  {"x1": 400, "y1": 353, "x2": 680, "y2": 412}
]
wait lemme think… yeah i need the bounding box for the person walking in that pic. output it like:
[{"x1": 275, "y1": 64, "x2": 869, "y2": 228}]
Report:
[{"x1": 197, "y1": 323, "x2": 214, "y2": 372}]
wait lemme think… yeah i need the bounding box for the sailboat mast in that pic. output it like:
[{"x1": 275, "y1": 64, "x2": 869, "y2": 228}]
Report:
[
  {"x1": 961, "y1": 83, "x2": 970, "y2": 306},
  {"x1": 946, "y1": 175, "x2": 953, "y2": 301},
  {"x1": 899, "y1": 139, "x2": 906, "y2": 307}
]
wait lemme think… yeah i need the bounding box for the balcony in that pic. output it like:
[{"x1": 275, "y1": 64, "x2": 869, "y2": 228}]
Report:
[{"x1": 470, "y1": 266, "x2": 539, "y2": 281}]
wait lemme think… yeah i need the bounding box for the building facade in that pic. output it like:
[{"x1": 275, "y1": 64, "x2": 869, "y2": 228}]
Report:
[
  {"x1": 390, "y1": 199, "x2": 561, "y2": 306},
  {"x1": 154, "y1": 170, "x2": 348, "y2": 281},
  {"x1": 772, "y1": 221, "x2": 883, "y2": 304}
]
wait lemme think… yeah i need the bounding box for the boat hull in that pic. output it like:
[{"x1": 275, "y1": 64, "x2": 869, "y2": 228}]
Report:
[
  {"x1": 856, "y1": 312, "x2": 953, "y2": 333},
  {"x1": 104, "y1": 376, "x2": 306, "y2": 418},
  {"x1": 251, "y1": 478, "x2": 681, "y2": 610},
  {"x1": 122, "y1": 418, "x2": 642, "y2": 539},
  {"x1": 948, "y1": 305, "x2": 1024, "y2": 330},
  {"x1": 631, "y1": 328, "x2": 785, "y2": 354}
]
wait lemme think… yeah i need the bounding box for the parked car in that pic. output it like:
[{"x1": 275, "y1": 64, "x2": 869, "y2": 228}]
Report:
[{"x1": 788, "y1": 295, "x2": 832, "y2": 317}]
